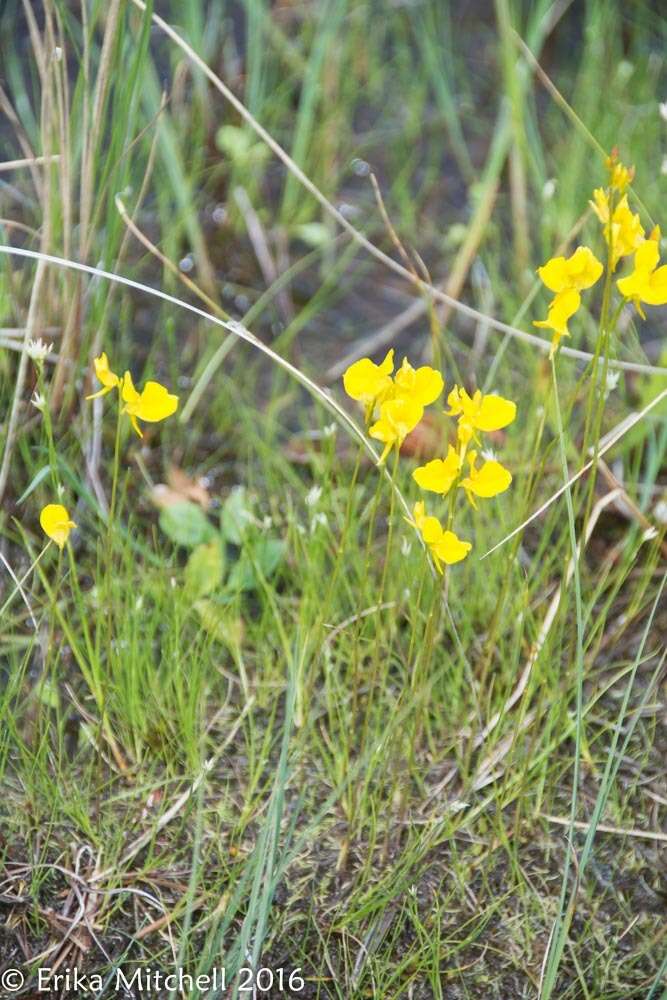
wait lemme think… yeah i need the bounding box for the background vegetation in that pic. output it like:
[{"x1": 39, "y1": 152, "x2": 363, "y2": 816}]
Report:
[{"x1": 0, "y1": 1, "x2": 665, "y2": 997}]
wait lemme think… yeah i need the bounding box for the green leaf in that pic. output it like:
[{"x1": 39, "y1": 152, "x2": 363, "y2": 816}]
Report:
[
  {"x1": 226, "y1": 537, "x2": 286, "y2": 593},
  {"x1": 185, "y1": 540, "x2": 225, "y2": 599},
  {"x1": 221, "y1": 487, "x2": 254, "y2": 545},
  {"x1": 159, "y1": 501, "x2": 215, "y2": 548}
]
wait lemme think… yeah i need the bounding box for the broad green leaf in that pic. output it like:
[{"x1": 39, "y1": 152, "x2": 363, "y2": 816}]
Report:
[
  {"x1": 226, "y1": 538, "x2": 286, "y2": 593},
  {"x1": 159, "y1": 501, "x2": 214, "y2": 548},
  {"x1": 184, "y1": 540, "x2": 225, "y2": 600},
  {"x1": 221, "y1": 487, "x2": 254, "y2": 545}
]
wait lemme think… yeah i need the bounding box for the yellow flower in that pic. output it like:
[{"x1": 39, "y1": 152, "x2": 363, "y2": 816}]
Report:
[
  {"x1": 343, "y1": 349, "x2": 394, "y2": 418},
  {"x1": 536, "y1": 246, "x2": 603, "y2": 294},
  {"x1": 369, "y1": 396, "x2": 423, "y2": 464},
  {"x1": 40, "y1": 503, "x2": 76, "y2": 550},
  {"x1": 393, "y1": 357, "x2": 444, "y2": 406},
  {"x1": 408, "y1": 501, "x2": 471, "y2": 572},
  {"x1": 617, "y1": 233, "x2": 667, "y2": 319},
  {"x1": 605, "y1": 151, "x2": 634, "y2": 193},
  {"x1": 446, "y1": 386, "x2": 516, "y2": 447},
  {"x1": 413, "y1": 445, "x2": 461, "y2": 496},
  {"x1": 458, "y1": 450, "x2": 512, "y2": 509},
  {"x1": 121, "y1": 371, "x2": 179, "y2": 438},
  {"x1": 533, "y1": 287, "x2": 581, "y2": 358},
  {"x1": 86, "y1": 352, "x2": 121, "y2": 400},
  {"x1": 590, "y1": 191, "x2": 644, "y2": 269}
]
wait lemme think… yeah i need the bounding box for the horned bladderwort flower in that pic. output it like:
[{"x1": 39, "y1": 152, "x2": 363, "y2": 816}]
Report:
[
  {"x1": 343, "y1": 352, "x2": 443, "y2": 464},
  {"x1": 405, "y1": 501, "x2": 471, "y2": 572},
  {"x1": 458, "y1": 450, "x2": 512, "y2": 509},
  {"x1": 40, "y1": 503, "x2": 76, "y2": 549},
  {"x1": 533, "y1": 246, "x2": 604, "y2": 358},
  {"x1": 121, "y1": 371, "x2": 179, "y2": 438},
  {"x1": 86, "y1": 354, "x2": 179, "y2": 436},
  {"x1": 85, "y1": 352, "x2": 121, "y2": 399},
  {"x1": 445, "y1": 385, "x2": 516, "y2": 449},
  {"x1": 616, "y1": 227, "x2": 667, "y2": 318}
]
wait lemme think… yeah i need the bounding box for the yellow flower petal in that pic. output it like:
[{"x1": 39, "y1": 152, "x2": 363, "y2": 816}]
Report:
[
  {"x1": 85, "y1": 352, "x2": 120, "y2": 400},
  {"x1": 369, "y1": 397, "x2": 424, "y2": 463},
  {"x1": 121, "y1": 370, "x2": 141, "y2": 405},
  {"x1": 474, "y1": 395, "x2": 517, "y2": 433},
  {"x1": 617, "y1": 238, "x2": 667, "y2": 312},
  {"x1": 433, "y1": 530, "x2": 471, "y2": 567},
  {"x1": 446, "y1": 385, "x2": 516, "y2": 445},
  {"x1": 460, "y1": 458, "x2": 512, "y2": 501},
  {"x1": 412, "y1": 446, "x2": 461, "y2": 495},
  {"x1": 40, "y1": 503, "x2": 76, "y2": 550},
  {"x1": 121, "y1": 373, "x2": 179, "y2": 436},
  {"x1": 394, "y1": 357, "x2": 444, "y2": 406},
  {"x1": 342, "y1": 350, "x2": 395, "y2": 408},
  {"x1": 408, "y1": 501, "x2": 471, "y2": 571},
  {"x1": 534, "y1": 288, "x2": 581, "y2": 358},
  {"x1": 132, "y1": 381, "x2": 179, "y2": 423},
  {"x1": 537, "y1": 247, "x2": 602, "y2": 293}
]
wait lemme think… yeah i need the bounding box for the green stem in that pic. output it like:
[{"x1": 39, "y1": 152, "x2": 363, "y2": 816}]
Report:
[{"x1": 540, "y1": 358, "x2": 587, "y2": 1000}]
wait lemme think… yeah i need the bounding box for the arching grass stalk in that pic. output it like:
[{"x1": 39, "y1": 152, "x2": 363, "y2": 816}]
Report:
[{"x1": 539, "y1": 357, "x2": 587, "y2": 1000}]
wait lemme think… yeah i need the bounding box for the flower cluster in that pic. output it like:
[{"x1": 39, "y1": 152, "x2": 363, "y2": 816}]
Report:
[
  {"x1": 343, "y1": 354, "x2": 516, "y2": 571},
  {"x1": 534, "y1": 246, "x2": 603, "y2": 357},
  {"x1": 343, "y1": 349, "x2": 444, "y2": 464},
  {"x1": 86, "y1": 352, "x2": 179, "y2": 437},
  {"x1": 534, "y1": 151, "x2": 667, "y2": 355}
]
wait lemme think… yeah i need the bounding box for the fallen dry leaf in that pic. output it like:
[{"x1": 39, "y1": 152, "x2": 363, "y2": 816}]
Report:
[{"x1": 167, "y1": 465, "x2": 211, "y2": 508}]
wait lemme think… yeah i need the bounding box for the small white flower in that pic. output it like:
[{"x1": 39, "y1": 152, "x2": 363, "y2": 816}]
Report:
[
  {"x1": 400, "y1": 535, "x2": 411, "y2": 557},
  {"x1": 604, "y1": 370, "x2": 620, "y2": 399},
  {"x1": 57, "y1": 483, "x2": 65, "y2": 498},
  {"x1": 305, "y1": 485, "x2": 322, "y2": 509},
  {"x1": 542, "y1": 178, "x2": 557, "y2": 201},
  {"x1": 31, "y1": 390, "x2": 46, "y2": 412},
  {"x1": 322, "y1": 423, "x2": 336, "y2": 439},
  {"x1": 481, "y1": 447, "x2": 497, "y2": 462},
  {"x1": 26, "y1": 338, "x2": 53, "y2": 363},
  {"x1": 660, "y1": 101, "x2": 667, "y2": 122}
]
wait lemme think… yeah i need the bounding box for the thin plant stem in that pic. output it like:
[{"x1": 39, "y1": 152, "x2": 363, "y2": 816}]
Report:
[{"x1": 540, "y1": 357, "x2": 587, "y2": 1000}]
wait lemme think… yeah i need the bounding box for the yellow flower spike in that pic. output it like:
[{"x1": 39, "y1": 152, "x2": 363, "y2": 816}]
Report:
[
  {"x1": 458, "y1": 450, "x2": 512, "y2": 509},
  {"x1": 617, "y1": 237, "x2": 667, "y2": 318},
  {"x1": 369, "y1": 396, "x2": 423, "y2": 465},
  {"x1": 590, "y1": 190, "x2": 644, "y2": 269},
  {"x1": 393, "y1": 357, "x2": 444, "y2": 406},
  {"x1": 533, "y1": 287, "x2": 581, "y2": 358},
  {"x1": 605, "y1": 151, "x2": 634, "y2": 193},
  {"x1": 447, "y1": 385, "x2": 517, "y2": 446},
  {"x1": 536, "y1": 246, "x2": 603, "y2": 294},
  {"x1": 413, "y1": 445, "x2": 461, "y2": 496},
  {"x1": 407, "y1": 501, "x2": 471, "y2": 572},
  {"x1": 121, "y1": 371, "x2": 179, "y2": 438},
  {"x1": 342, "y1": 349, "x2": 395, "y2": 418},
  {"x1": 40, "y1": 503, "x2": 76, "y2": 550},
  {"x1": 86, "y1": 352, "x2": 121, "y2": 400}
]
